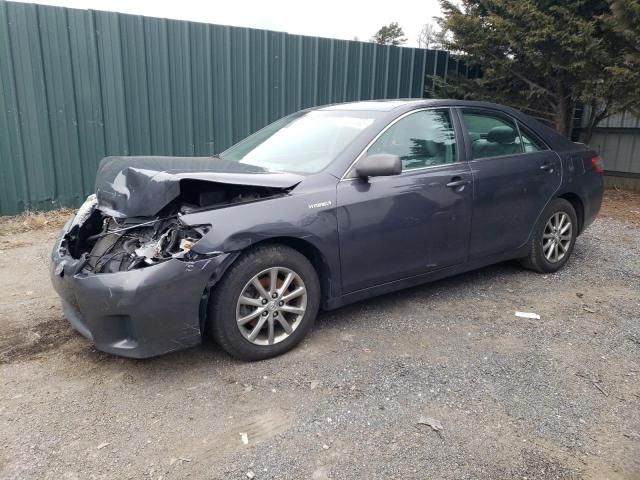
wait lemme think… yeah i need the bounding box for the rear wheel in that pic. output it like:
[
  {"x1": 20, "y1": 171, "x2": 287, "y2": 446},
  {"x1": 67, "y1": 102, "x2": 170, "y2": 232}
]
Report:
[
  {"x1": 521, "y1": 198, "x2": 578, "y2": 273},
  {"x1": 208, "y1": 244, "x2": 320, "y2": 361}
]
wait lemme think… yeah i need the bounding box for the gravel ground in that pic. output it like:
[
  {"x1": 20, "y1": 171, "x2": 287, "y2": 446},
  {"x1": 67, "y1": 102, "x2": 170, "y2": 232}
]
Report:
[{"x1": 0, "y1": 193, "x2": 639, "y2": 479}]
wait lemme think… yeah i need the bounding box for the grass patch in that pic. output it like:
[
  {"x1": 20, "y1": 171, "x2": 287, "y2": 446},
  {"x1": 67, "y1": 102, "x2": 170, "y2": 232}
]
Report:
[{"x1": 0, "y1": 209, "x2": 74, "y2": 237}]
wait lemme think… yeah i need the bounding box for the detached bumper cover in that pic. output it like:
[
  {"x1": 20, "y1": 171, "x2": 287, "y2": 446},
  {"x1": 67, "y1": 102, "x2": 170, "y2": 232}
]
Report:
[{"x1": 50, "y1": 221, "x2": 234, "y2": 358}]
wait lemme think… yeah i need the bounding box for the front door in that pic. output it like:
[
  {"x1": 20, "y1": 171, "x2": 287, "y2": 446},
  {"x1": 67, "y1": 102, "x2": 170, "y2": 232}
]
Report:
[
  {"x1": 337, "y1": 109, "x2": 473, "y2": 294},
  {"x1": 458, "y1": 108, "x2": 562, "y2": 259}
]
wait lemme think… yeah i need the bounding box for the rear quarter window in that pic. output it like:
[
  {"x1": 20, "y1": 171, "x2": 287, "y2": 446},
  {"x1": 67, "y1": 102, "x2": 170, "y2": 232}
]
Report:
[{"x1": 517, "y1": 123, "x2": 549, "y2": 152}]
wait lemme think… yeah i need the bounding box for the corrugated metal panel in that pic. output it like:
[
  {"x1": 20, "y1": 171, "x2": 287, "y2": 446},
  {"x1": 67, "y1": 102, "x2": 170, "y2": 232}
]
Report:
[
  {"x1": 589, "y1": 131, "x2": 640, "y2": 174},
  {"x1": 579, "y1": 106, "x2": 640, "y2": 179},
  {"x1": 581, "y1": 106, "x2": 640, "y2": 129},
  {"x1": 603, "y1": 175, "x2": 640, "y2": 192},
  {"x1": 0, "y1": 1, "x2": 463, "y2": 214},
  {"x1": 600, "y1": 111, "x2": 640, "y2": 129}
]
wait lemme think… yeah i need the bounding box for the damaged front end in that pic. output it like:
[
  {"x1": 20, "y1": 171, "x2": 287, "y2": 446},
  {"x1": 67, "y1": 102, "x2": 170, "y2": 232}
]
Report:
[
  {"x1": 50, "y1": 156, "x2": 302, "y2": 358},
  {"x1": 63, "y1": 195, "x2": 210, "y2": 274},
  {"x1": 65, "y1": 168, "x2": 299, "y2": 274}
]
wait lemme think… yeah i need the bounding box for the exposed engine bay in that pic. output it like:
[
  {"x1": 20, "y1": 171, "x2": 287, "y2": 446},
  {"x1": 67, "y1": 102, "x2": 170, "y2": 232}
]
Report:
[
  {"x1": 80, "y1": 215, "x2": 208, "y2": 273},
  {"x1": 64, "y1": 181, "x2": 286, "y2": 273}
]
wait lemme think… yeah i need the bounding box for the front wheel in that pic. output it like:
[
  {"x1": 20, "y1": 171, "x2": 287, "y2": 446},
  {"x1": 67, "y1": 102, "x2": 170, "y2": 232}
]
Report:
[
  {"x1": 521, "y1": 198, "x2": 578, "y2": 273},
  {"x1": 208, "y1": 244, "x2": 320, "y2": 361}
]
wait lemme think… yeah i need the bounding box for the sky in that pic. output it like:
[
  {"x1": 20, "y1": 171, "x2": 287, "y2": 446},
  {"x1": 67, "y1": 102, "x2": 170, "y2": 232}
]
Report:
[{"x1": 12, "y1": 0, "x2": 443, "y2": 47}]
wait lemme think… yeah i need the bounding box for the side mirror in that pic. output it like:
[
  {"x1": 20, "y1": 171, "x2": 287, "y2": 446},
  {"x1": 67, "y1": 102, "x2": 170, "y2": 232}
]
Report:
[{"x1": 355, "y1": 154, "x2": 402, "y2": 178}]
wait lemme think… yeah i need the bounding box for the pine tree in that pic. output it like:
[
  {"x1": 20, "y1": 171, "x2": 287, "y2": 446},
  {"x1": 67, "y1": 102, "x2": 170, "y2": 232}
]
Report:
[{"x1": 435, "y1": 0, "x2": 640, "y2": 140}]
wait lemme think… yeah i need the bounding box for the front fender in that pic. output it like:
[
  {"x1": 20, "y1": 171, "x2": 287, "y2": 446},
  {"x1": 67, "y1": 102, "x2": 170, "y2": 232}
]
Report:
[{"x1": 180, "y1": 188, "x2": 341, "y2": 299}]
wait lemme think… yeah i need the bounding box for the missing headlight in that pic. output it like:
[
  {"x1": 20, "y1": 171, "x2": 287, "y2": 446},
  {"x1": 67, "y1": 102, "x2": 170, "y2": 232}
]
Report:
[{"x1": 85, "y1": 218, "x2": 210, "y2": 273}]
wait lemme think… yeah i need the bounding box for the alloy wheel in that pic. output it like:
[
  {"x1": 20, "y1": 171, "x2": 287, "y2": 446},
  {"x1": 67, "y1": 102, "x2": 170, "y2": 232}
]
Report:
[
  {"x1": 235, "y1": 267, "x2": 308, "y2": 346},
  {"x1": 542, "y1": 212, "x2": 572, "y2": 263}
]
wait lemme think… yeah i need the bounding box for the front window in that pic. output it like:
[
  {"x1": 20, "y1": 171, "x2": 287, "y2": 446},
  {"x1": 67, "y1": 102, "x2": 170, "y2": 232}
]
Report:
[
  {"x1": 367, "y1": 109, "x2": 457, "y2": 169},
  {"x1": 220, "y1": 111, "x2": 379, "y2": 174}
]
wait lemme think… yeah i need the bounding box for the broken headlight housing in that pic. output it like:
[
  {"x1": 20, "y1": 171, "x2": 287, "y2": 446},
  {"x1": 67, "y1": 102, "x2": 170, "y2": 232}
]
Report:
[{"x1": 81, "y1": 217, "x2": 211, "y2": 274}]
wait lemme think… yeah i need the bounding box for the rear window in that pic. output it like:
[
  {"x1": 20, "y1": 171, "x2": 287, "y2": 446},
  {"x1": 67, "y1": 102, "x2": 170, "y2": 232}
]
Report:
[{"x1": 462, "y1": 110, "x2": 523, "y2": 159}]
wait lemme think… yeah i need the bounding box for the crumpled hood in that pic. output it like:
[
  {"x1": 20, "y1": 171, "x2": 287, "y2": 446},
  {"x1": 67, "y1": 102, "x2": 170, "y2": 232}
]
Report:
[{"x1": 95, "y1": 156, "x2": 303, "y2": 218}]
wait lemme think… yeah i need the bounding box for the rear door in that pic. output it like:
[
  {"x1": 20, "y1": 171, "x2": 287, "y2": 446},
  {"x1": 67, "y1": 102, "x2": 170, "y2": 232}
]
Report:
[
  {"x1": 457, "y1": 108, "x2": 562, "y2": 259},
  {"x1": 336, "y1": 108, "x2": 473, "y2": 294}
]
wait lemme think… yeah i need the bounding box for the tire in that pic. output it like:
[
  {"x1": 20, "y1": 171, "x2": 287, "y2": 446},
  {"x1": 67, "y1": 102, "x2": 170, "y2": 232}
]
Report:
[
  {"x1": 520, "y1": 198, "x2": 578, "y2": 273},
  {"x1": 208, "y1": 244, "x2": 320, "y2": 361}
]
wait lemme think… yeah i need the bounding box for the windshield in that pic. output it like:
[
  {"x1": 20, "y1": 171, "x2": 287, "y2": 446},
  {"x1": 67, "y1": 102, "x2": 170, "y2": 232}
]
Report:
[{"x1": 219, "y1": 110, "x2": 379, "y2": 174}]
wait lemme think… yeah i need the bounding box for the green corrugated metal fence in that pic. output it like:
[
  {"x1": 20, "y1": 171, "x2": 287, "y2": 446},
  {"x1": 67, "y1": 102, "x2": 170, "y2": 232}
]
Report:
[{"x1": 0, "y1": 1, "x2": 458, "y2": 214}]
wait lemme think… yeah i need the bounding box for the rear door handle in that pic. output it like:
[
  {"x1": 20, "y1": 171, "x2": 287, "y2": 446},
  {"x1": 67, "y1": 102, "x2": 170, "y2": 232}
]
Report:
[
  {"x1": 446, "y1": 178, "x2": 471, "y2": 188},
  {"x1": 540, "y1": 163, "x2": 554, "y2": 172}
]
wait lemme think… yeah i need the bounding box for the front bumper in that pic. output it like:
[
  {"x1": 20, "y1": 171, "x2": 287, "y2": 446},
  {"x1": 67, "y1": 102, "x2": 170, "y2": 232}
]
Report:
[{"x1": 50, "y1": 220, "x2": 234, "y2": 358}]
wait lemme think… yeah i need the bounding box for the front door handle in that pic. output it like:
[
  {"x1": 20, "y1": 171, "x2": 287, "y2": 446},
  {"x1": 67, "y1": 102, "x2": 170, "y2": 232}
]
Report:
[{"x1": 446, "y1": 178, "x2": 471, "y2": 189}]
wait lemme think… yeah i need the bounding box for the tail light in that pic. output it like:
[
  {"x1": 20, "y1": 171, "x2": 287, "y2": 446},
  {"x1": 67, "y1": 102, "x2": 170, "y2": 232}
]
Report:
[{"x1": 591, "y1": 155, "x2": 604, "y2": 174}]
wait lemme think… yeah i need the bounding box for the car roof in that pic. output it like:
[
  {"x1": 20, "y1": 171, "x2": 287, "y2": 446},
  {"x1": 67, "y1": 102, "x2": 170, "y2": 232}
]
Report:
[
  {"x1": 314, "y1": 98, "x2": 514, "y2": 112},
  {"x1": 316, "y1": 99, "x2": 426, "y2": 111},
  {"x1": 313, "y1": 98, "x2": 579, "y2": 152}
]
